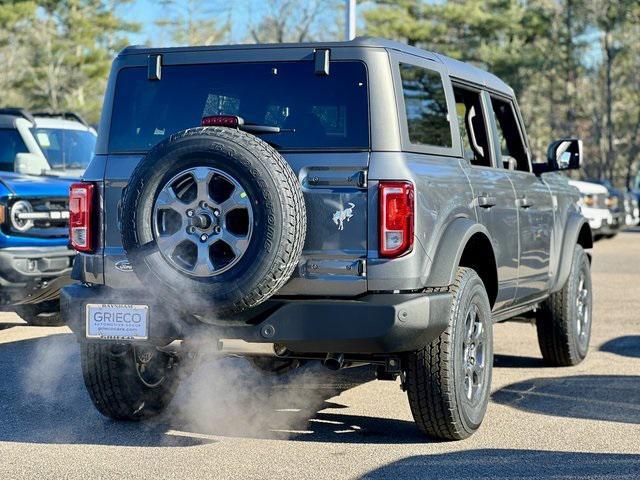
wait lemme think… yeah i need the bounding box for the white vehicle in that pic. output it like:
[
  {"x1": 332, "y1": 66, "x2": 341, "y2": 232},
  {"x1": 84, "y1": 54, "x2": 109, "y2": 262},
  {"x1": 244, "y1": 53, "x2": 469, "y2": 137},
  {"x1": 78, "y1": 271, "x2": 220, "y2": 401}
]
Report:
[
  {"x1": 623, "y1": 192, "x2": 639, "y2": 227},
  {"x1": 0, "y1": 108, "x2": 96, "y2": 178},
  {"x1": 570, "y1": 180, "x2": 614, "y2": 239}
]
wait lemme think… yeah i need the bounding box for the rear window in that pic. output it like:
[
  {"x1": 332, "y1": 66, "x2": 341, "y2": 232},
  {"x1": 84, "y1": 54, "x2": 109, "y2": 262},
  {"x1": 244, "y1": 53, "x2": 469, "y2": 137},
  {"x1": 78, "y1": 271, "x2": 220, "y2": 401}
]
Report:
[{"x1": 109, "y1": 61, "x2": 369, "y2": 152}]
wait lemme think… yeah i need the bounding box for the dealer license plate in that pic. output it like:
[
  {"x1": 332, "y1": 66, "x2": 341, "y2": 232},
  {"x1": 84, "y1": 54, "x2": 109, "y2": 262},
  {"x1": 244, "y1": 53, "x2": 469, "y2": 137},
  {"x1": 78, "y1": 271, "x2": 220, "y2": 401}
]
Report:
[{"x1": 85, "y1": 304, "x2": 149, "y2": 340}]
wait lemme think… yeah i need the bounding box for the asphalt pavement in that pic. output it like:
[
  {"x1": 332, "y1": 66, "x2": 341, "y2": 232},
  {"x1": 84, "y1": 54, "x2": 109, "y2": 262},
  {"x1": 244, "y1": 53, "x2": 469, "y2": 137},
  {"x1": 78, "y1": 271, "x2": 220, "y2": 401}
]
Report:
[{"x1": 0, "y1": 230, "x2": 639, "y2": 479}]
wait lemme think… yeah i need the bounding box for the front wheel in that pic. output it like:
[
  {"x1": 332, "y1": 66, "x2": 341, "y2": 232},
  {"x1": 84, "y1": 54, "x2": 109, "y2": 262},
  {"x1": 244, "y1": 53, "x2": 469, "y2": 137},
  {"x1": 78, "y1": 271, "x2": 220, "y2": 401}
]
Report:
[
  {"x1": 536, "y1": 245, "x2": 592, "y2": 366},
  {"x1": 404, "y1": 267, "x2": 493, "y2": 441},
  {"x1": 81, "y1": 343, "x2": 180, "y2": 420}
]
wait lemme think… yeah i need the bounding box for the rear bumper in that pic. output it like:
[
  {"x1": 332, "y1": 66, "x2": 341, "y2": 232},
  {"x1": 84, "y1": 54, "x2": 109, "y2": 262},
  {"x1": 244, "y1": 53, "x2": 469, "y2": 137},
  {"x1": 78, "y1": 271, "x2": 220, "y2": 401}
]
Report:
[{"x1": 61, "y1": 284, "x2": 452, "y2": 354}]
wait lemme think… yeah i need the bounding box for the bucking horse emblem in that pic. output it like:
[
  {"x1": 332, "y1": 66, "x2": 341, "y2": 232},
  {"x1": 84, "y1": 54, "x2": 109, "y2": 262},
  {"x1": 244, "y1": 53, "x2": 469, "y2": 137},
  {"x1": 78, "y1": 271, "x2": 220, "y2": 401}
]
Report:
[{"x1": 332, "y1": 203, "x2": 355, "y2": 231}]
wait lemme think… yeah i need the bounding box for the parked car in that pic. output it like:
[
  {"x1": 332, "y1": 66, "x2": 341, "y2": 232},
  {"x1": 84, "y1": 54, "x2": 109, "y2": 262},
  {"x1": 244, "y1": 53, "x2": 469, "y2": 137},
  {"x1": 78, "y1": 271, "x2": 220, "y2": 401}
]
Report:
[
  {"x1": 62, "y1": 38, "x2": 593, "y2": 441},
  {"x1": 623, "y1": 191, "x2": 639, "y2": 227},
  {"x1": 569, "y1": 180, "x2": 613, "y2": 240},
  {"x1": 586, "y1": 179, "x2": 625, "y2": 238},
  {"x1": 0, "y1": 108, "x2": 96, "y2": 324}
]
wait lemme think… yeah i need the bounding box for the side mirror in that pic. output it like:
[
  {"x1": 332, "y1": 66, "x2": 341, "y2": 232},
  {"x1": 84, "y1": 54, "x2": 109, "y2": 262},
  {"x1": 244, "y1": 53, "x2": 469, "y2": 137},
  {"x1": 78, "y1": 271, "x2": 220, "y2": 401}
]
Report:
[
  {"x1": 15, "y1": 152, "x2": 49, "y2": 176},
  {"x1": 547, "y1": 138, "x2": 582, "y2": 171}
]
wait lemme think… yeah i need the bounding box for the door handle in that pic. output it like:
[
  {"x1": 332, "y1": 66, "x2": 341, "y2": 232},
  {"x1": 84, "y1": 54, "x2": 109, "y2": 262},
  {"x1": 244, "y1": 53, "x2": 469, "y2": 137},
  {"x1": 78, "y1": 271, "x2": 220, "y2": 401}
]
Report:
[
  {"x1": 476, "y1": 194, "x2": 497, "y2": 209},
  {"x1": 516, "y1": 197, "x2": 533, "y2": 209}
]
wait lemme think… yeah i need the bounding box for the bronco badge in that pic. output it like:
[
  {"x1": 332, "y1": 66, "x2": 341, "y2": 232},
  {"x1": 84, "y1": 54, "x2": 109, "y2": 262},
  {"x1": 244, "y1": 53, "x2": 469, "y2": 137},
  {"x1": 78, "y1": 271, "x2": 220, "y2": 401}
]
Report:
[{"x1": 332, "y1": 203, "x2": 355, "y2": 231}]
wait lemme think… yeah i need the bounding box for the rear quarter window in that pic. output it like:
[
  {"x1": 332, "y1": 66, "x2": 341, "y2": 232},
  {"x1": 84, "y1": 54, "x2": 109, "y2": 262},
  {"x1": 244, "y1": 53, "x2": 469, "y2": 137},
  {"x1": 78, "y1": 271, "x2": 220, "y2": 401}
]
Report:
[
  {"x1": 399, "y1": 63, "x2": 452, "y2": 148},
  {"x1": 109, "y1": 61, "x2": 370, "y2": 152}
]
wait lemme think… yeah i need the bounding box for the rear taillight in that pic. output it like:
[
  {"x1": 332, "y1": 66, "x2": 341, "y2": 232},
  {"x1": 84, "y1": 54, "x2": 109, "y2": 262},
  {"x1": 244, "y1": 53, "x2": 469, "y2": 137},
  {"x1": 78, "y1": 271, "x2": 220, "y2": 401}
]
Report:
[
  {"x1": 379, "y1": 181, "x2": 414, "y2": 258},
  {"x1": 69, "y1": 182, "x2": 95, "y2": 252}
]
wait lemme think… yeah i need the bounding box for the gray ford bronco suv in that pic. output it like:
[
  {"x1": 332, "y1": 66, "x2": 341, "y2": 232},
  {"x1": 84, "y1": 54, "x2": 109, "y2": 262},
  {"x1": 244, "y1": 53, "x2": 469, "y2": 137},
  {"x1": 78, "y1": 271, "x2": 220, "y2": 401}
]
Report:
[{"x1": 62, "y1": 38, "x2": 593, "y2": 441}]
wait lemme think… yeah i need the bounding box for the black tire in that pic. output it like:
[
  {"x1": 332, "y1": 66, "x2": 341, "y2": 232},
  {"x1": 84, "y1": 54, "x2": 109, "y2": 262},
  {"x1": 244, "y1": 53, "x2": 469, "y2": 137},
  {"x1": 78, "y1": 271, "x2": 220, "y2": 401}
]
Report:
[
  {"x1": 16, "y1": 300, "x2": 64, "y2": 326},
  {"x1": 120, "y1": 127, "x2": 306, "y2": 316},
  {"x1": 536, "y1": 245, "x2": 592, "y2": 366},
  {"x1": 81, "y1": 343, "x2": 179, "y2": 420},
  {"x1": 404, "y1": 267, "x2": 493, "y2": 441}
]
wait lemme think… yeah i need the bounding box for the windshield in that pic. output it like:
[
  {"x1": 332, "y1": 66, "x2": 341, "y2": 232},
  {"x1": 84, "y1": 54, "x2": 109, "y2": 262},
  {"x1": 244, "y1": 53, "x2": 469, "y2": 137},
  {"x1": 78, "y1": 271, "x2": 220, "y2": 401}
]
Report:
[
  {"x1": 31, "y1": 128, "x2": 96, "y2": 170},
  {"x1": 109, "y1": 61, "x2": 369, "y2": 152}
]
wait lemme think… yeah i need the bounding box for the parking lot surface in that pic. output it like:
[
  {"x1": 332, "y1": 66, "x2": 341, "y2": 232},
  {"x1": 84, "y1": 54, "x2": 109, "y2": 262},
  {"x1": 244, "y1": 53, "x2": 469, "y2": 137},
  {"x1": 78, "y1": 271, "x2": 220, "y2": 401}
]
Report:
[{"x1": 0, "y1": 231, "x2": 639, "y2": 479}]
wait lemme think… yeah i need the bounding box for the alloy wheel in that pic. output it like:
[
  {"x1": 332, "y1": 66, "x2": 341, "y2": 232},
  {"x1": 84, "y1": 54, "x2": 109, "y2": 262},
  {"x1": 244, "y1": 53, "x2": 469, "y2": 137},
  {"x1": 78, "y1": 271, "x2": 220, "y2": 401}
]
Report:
[{"x1": 152, "y1": 167, "x2": 253, "y2": 277}]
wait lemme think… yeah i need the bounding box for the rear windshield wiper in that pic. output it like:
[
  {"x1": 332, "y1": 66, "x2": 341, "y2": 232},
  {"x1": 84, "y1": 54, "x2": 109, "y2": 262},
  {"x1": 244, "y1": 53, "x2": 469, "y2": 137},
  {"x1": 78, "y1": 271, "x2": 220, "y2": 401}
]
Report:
[
  {"x1": 241, "y1": 124, "x2": 295, "y2": 134},
  {"x1": 201, "y1": 115, "x2": 294, "y2": 135}
]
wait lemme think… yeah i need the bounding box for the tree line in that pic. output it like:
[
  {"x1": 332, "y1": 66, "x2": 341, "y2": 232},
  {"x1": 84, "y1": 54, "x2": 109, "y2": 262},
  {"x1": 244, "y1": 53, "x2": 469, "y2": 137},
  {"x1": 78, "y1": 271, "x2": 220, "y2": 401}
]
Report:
[{"x1": 0, "y1": 0, "x2": 637, "y2": 187}]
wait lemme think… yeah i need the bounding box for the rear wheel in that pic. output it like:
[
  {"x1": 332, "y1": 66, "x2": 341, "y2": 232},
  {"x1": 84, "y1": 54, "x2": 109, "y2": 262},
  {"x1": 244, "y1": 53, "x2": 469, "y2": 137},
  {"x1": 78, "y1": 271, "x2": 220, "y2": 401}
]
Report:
[
  {"x1": 81, "y1": 343, "x2": 180, "y2": 420},
  {"x1": 404, "y1": 267, "x2": 493, "y2": 441},
  {"x1": 536, "y1": 245, "x2": 592, "y2": 366}
]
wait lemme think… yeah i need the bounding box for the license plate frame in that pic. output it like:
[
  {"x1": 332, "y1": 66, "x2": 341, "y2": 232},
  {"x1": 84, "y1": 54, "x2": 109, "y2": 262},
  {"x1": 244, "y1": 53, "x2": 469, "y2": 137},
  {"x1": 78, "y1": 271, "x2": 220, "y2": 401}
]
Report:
[{"x1": 85, "y1": 303, "x2": 149, "y2": 341}]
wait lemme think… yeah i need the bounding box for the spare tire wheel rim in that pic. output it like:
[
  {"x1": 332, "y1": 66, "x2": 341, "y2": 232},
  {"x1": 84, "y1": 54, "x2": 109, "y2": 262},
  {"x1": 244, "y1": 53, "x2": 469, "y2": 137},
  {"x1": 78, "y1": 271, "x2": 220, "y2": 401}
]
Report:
[{"x1": 152, "y1": 166, "x2": 253, "y2": 277}]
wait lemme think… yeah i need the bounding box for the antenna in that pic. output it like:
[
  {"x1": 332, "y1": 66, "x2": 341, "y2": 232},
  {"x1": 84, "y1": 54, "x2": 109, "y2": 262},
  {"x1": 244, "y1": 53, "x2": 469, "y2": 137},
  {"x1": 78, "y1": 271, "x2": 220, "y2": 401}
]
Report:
[{"x1": 345, "y1": 0, "x2": 356, "y2": 40}]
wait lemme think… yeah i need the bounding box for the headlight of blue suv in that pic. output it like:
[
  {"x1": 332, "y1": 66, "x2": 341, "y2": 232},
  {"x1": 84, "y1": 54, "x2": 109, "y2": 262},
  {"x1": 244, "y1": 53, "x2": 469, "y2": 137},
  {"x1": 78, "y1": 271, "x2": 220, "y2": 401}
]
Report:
[{"x1": 10, "y1": 199, "x2": 34, "y2": 232}]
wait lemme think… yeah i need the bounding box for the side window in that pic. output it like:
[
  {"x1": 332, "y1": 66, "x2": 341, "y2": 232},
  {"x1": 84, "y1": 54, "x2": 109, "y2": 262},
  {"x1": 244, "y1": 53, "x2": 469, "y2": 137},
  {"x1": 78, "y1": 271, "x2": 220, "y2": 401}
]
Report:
[
  {"x1": 490, "y1": 97, "x2": 529, "y2": 172},
  {"x1": 399, "y1": 63, "x2": 452, "y2": 148},
  {"x1": 453, "y1": 86, "x2": 492, "y2": 168},
  {"x1": 0, "y1": 129, "x2": 28, "y2": 172}
]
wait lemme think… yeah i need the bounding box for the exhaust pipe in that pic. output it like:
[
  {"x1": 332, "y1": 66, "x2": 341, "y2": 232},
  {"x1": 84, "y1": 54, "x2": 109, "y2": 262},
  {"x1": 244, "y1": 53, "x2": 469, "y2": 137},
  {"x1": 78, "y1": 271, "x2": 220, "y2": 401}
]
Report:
[{"x1": 323, "y1": 353, "x2": 345, "y2": 370}]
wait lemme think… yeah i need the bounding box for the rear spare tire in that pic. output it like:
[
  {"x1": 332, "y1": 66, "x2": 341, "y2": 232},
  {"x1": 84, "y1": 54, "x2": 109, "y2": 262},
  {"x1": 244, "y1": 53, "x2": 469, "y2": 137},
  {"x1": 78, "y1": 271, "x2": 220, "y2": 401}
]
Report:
[{"x1": 120, "y1": 127, "x2": 306, "y2": 316}]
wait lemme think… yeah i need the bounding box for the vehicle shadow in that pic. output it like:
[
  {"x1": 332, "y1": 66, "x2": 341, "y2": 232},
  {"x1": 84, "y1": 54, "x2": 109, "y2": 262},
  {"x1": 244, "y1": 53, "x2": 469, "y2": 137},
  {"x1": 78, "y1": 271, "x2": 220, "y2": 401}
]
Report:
[
  {"x1": 357, "y1": 449, "x2": 640, "y2": 479},
  {"x1": 600, "y1": 335, "x2": 640, "y2": 359},
  {"x1": 0, "y1": 318, "x2": 25, "y2": 331},
  {"x1": 492, "y1": 375, "x2": 640, "y2": 424},
  {"x1": 8, "y1": 332, "x2": 635, "y2": 448},
  {"x1": 493, "y1": 353, "x2": 549, "y2": 368},
  {"x1": 0, "y1": 332, "x2": 411, "y2": 446},
  {"x1": 0, "y1": 333, "x2": 212, "y2": 447},
  {"x1": 162, "y1": 356, "x2": 428, "y2": 444}
]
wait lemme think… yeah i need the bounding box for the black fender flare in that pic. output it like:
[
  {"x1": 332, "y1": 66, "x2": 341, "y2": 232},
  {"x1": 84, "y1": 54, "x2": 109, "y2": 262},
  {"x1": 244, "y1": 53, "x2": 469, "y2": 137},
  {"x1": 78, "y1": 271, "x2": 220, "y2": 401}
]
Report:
[
  {"x1": 550, "y1": 212, "x2": 592, "y2": 293},
  {"x1": 426, "y1": 217, "x2": 496, "y2": 287}
]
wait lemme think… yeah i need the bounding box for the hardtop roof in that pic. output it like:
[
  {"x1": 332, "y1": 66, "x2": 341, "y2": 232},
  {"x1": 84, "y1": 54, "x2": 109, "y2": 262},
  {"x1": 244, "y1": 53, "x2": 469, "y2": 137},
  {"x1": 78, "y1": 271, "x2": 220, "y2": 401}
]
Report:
[
  {"x1": 119, "y1": 36, "x2": 513, "y2": 96},
  {"x1": 0, "y1": 114, "x2": 93, "y2": 131}
]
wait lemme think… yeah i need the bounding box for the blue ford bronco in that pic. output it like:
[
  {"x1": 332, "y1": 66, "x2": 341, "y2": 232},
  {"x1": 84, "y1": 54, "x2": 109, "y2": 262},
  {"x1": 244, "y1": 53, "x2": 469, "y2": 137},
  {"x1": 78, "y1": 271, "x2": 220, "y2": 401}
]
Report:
[
  {"x1": 0, "y1": 108, "x2": 96, "y2": 325},
  {"x1": 62, "y1": 38, "x2": 593, "y2": 440}
]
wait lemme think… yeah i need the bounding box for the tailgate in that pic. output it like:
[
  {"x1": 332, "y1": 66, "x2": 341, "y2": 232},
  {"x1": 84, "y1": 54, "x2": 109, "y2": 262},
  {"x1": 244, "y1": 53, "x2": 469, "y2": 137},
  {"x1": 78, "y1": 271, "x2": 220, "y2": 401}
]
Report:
[
  {"x1": 102, "y1": 152, "x2": 369, "y2": 296},
  {"x1": 276, "y1": 152, "x2": 369, "y2": 296}
]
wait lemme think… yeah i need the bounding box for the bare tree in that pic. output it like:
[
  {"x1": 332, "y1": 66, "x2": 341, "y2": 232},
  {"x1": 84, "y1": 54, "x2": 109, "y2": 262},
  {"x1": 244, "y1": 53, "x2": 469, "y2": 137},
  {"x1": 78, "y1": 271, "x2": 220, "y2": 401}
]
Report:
[
  {"x1": 155, "y1": 0, "x2": 230, "y2": 46},
  {"x1": 249, "y1": 0, "x2": 330, "y2": 43}
]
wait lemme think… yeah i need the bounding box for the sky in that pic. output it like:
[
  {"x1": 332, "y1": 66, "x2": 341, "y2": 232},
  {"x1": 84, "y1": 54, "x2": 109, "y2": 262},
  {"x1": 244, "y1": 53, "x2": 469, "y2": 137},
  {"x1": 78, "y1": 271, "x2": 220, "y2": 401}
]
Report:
[{"x1": 116, "y1": 0, "x2": 356, "y2": 47}]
